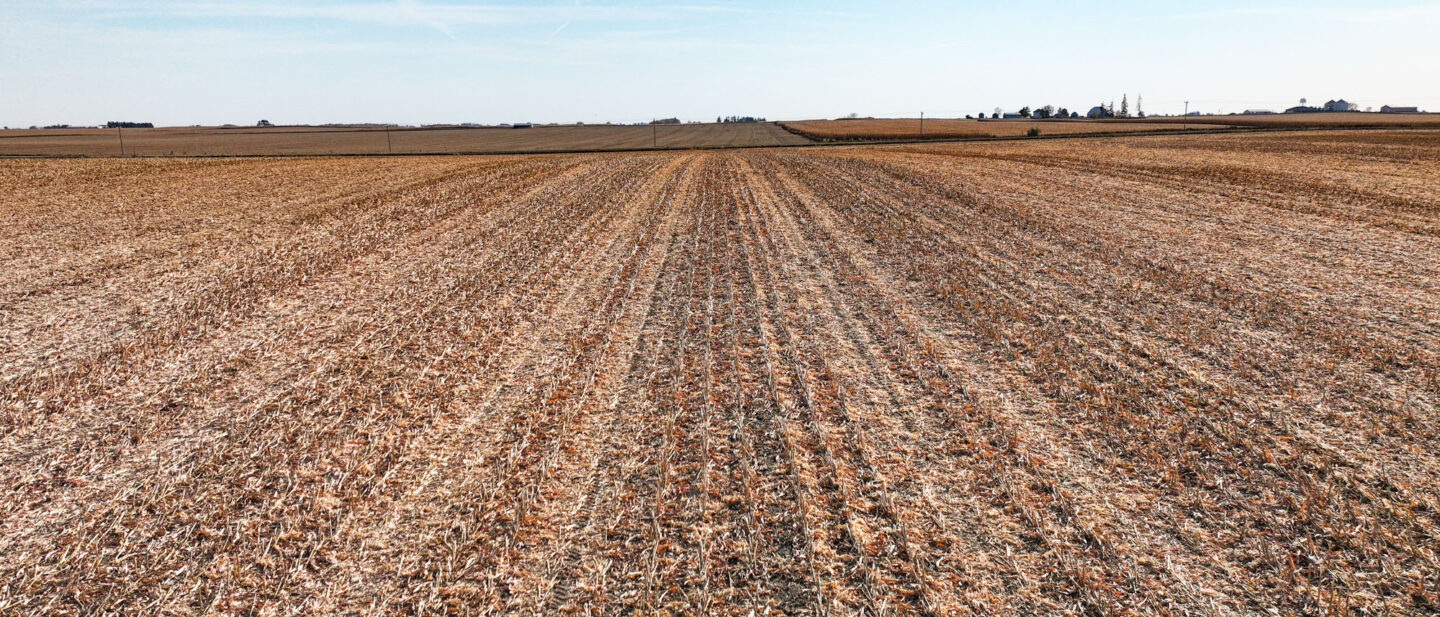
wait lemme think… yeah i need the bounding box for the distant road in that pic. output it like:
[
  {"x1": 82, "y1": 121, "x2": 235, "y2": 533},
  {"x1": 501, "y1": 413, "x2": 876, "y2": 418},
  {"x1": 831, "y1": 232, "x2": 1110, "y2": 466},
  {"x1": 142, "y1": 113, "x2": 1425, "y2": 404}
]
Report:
[{"x1": 0, "y1": 122, "x2": 812, "y2": 156}]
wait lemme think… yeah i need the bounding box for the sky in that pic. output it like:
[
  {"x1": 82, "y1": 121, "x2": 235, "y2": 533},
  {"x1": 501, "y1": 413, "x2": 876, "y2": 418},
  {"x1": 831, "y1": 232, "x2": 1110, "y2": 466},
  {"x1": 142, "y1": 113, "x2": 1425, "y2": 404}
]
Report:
[{"x1": 2, "y1": 0, "x2": 1439, "y2": 126}]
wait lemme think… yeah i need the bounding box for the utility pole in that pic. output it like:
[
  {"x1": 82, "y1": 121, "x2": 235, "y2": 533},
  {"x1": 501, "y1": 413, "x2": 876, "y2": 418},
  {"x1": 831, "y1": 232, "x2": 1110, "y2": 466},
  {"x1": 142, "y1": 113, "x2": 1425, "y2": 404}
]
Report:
[
  {"x1": 117, "y1": 126, "x2": 125, "y2": 156},
  {"x1": 386, "y1": 129, "x2": 392, "y2": 154},
  {"x1": 652, "y1": 123, "x2": 657, "y2": 149},
  {"x1": 1184, "y1": 101, "x2": 1189, "y2": 130},
  {"x1": 920, "y1": 111, "x2": 925, "y2": 138}
]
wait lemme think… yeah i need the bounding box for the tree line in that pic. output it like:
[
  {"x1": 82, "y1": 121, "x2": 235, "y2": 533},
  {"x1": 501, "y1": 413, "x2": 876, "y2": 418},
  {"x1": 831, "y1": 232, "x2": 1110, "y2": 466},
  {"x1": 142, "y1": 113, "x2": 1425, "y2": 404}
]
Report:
[{"x1": 965, "y1": 94, "x2": 1146, "y2": 119}]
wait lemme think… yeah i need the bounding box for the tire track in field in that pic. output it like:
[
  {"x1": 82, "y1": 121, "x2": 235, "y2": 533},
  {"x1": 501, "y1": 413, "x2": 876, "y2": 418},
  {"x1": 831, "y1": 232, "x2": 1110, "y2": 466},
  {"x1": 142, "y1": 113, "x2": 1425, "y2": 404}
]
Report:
[
  {"x1": 528, "y1": 162, "x2": 693, "y2": 614},
  {"x1": 351, "y1": 155, "x2": 694, "y2": 615},
  {"x1": 738, "y1": 158, "x2": 939, "y2": 617},
  {"x1": 745, "y1": 153, "x2": 1204, "y2": 616},
  {"x1": 582, "y1": 158, "x2": 710, "y2": 615},
  {"x1": 289, "y1": 154, "x2": 682, "y2": 614}
]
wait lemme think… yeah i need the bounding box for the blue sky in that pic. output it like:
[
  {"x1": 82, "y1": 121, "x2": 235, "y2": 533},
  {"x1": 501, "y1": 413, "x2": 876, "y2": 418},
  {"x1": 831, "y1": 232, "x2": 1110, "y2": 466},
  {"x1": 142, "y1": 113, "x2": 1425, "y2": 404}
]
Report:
[{"x1": 2, "y1": 0, "x2": 1438, "y2": 126}]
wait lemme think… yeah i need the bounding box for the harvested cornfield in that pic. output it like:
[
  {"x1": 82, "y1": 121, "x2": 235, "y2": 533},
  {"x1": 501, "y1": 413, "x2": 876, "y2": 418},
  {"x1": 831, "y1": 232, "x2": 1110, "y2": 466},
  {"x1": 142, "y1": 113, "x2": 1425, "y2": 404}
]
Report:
[{"x1": 1, "y1": 129, "x2": 1438, "y2": 616}]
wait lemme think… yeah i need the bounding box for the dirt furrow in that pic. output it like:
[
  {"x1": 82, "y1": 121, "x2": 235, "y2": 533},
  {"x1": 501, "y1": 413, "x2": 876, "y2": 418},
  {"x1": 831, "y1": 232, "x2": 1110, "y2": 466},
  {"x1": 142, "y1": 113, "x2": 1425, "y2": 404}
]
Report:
[{"x1": 748, "y1": 153, "x2": 1198, "y2": 615}]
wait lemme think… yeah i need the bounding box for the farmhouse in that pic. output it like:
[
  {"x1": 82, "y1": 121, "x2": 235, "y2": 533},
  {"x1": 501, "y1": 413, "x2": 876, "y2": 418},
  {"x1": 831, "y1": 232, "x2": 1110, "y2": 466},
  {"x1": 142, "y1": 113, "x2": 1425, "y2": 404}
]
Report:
[
  {"x1": 1323, "y1": 99, "x2": 1358, "y2": 112},
  {"x1": 1381, "y1": 105, "x2": 1420, "y2": 113}
]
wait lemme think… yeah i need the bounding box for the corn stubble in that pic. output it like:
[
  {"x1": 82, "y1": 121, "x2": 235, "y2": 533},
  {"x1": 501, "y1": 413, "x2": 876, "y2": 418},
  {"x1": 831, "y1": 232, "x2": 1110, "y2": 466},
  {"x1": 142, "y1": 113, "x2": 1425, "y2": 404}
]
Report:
[{"x1": 1, "y1": 129, "x2": 1438, "y2": 616}]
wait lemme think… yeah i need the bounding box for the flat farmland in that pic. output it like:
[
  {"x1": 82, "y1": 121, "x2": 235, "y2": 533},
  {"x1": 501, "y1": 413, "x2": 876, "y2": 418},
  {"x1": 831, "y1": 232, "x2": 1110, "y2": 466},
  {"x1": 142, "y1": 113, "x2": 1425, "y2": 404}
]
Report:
[
  {"x1": 778, "y1": 118, "x2": 1235, "y2": 141},
  {"x1": 1, "y1": 130, "x2": 1438, "y2": 616},
  {"x1": 0, "y1": 121, "x2": 811, "y2": 156}
]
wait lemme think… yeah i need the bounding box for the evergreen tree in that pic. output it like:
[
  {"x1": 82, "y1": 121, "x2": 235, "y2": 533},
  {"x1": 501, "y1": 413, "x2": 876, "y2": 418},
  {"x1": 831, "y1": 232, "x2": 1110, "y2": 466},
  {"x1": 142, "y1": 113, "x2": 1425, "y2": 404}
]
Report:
[
  {"x1": 1120, "y1": 94, "x2": 1129, "y2": 118},
  {"x1": 1136, "y1": 94, "x2": 1145, "y2": 118}
]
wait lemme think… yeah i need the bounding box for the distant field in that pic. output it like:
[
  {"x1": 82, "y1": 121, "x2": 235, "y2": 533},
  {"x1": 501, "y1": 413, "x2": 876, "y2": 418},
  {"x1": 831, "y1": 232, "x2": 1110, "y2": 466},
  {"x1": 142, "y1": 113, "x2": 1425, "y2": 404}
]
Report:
[
  {"x1": 778, "y1": 117, "x2": 1233, "y2": 141},
  {"x1": 0, "y1": 122, "x2": 812, "y2": 156},
  {"x1": 10, "y1": 115, "x2": 1438, "y2": 156},
  {"x1": 782, "y1": 113, "x2": 1440, "y2": 141},
  {"x1": 1135, "y1": 111, "x2": 1440, "y2": 128}
]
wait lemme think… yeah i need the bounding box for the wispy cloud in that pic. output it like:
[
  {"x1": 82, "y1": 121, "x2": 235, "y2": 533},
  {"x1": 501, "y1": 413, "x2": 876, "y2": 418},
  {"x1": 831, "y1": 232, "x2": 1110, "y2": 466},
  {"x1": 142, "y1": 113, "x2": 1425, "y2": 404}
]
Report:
[
  {"x1": 18, "y1": 0, "x2": 750, "y2": 27},
  {"x1": 396, "y1": 0, "x2": 456, "y2": 38},
  {"x1": 547, "y1": 0, "x2": 581, "y2": 42},
  {"x1": 1155, "y1": 4, "x2": 1440, "y2": 23},
  {"x1": 12, "y1": 0, "x2": 857, "y2": 29},
  {"x1": 2, "y1": 0, "x2": 845, "y2": 61}
]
